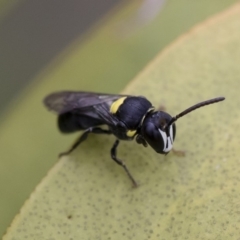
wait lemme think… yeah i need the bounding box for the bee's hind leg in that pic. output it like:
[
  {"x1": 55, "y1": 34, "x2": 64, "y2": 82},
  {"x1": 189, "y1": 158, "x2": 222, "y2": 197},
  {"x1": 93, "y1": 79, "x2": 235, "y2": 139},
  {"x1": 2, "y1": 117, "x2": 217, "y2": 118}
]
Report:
[{"x1": 59, "y1": 127, "x2": 112, "y2": 157}]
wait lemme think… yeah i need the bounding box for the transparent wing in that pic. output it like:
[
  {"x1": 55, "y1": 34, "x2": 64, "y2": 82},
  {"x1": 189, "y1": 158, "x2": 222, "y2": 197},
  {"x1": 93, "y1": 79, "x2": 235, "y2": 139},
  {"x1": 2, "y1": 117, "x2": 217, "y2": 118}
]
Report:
[{"x1": 44, "y1": 91, "x2": 128, "y2": 114}]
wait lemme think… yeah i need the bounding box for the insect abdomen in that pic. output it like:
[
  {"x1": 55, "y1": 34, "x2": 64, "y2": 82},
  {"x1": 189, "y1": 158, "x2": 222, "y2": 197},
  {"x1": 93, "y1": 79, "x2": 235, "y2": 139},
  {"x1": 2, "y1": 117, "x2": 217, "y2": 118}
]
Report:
[{"x1": 58, "y1": 112, "x2": 104, "y2": 133}]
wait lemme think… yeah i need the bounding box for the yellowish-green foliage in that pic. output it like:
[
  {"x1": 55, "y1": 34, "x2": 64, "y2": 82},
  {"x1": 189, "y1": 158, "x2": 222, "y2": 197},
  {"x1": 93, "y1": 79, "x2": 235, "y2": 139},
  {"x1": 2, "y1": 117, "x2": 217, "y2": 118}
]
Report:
[
  {"x1": 3, "y1": 2, "x2": 240, "y2": 239},
  {"x1": 1, "y1": 1, "x2": 239, "y2": 236},
  {"x1": 0, "y1": 0, "x2": 21, "y2": 19}
]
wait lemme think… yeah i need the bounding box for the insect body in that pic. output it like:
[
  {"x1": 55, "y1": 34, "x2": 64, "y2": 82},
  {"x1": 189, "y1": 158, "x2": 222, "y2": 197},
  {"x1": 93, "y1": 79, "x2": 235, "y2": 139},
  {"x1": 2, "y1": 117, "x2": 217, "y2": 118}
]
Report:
[{"x1": 44, "y1": 91, "x2": 225, "y2": 187}]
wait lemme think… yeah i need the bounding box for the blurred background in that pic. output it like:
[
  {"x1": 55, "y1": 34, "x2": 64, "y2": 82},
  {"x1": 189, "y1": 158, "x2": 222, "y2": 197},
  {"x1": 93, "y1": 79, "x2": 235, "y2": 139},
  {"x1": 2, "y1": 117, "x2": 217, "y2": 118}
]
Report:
[{"x1": 0, "y1": 0, "x2": 237, "y2": 237}]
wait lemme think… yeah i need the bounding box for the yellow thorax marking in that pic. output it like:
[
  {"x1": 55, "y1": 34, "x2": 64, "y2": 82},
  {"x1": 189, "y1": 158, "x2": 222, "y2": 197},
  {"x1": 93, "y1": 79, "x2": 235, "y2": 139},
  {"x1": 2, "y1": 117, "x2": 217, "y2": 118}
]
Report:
[
  {"x1": 126, "y1": 129, "x2": 137, "y2": 137},
  {"x1": 110, "y1": 97, "x2": 127, "y2": 114}
]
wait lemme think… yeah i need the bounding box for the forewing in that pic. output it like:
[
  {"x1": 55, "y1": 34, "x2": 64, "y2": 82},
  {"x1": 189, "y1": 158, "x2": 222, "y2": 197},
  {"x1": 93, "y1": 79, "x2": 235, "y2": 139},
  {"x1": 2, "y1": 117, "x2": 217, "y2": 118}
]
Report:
[{"x1": 44, "y1": 91, "x2": 127, "y2": 114}]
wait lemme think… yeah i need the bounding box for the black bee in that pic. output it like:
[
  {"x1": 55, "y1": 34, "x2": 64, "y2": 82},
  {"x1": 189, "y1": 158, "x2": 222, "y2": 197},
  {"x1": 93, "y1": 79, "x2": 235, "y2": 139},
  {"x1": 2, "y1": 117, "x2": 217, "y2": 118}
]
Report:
[{"x1": 44, "y1": 91, "x2": 225, "y2": 187}]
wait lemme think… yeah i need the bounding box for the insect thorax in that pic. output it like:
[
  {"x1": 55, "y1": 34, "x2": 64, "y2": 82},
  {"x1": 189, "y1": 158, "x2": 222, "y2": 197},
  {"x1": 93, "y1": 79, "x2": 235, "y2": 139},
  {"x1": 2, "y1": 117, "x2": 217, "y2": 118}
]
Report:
[{"x1": 109, "y1": 96, "x2": 153, "y2": 140}]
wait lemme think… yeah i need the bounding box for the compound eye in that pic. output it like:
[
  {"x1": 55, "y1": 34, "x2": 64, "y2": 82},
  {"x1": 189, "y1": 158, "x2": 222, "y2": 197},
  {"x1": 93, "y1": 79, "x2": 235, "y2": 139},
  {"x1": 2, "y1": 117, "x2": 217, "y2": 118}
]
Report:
[{"x1": 158, "y1": 125, "x2": 174, "y2": 153}]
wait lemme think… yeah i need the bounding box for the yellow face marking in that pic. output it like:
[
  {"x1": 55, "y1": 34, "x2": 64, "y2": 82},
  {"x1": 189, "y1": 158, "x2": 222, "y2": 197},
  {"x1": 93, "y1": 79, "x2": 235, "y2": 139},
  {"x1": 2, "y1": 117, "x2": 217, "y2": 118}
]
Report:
[
  {"x1": 126, "y1": 129, "x2": 137, "y2": 137},
  {"x1": 110, "y1": 97, "x2": 127, "y2": 114}
]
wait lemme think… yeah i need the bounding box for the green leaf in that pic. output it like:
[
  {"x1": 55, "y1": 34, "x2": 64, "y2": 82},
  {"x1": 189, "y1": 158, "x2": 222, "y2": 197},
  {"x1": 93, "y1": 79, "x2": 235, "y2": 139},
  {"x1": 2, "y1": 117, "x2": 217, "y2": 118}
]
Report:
[{"x1": 3, "y1": 2, "x2": 240, "y2": 239}]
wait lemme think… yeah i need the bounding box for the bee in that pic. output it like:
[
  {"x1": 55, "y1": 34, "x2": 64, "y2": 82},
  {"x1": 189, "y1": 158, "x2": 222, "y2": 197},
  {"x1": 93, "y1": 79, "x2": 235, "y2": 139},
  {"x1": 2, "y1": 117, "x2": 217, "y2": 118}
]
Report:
[{"x1": 44, "y1": 91, "x2": 225, "y2": 187}]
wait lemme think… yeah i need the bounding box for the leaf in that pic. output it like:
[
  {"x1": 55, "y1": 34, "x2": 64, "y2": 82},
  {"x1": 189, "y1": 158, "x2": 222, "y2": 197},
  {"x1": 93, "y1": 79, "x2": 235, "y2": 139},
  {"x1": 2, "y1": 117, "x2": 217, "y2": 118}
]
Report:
[
  {"x1": 3, "y1": 2, "x2": 240, "y2": 239},
  {"x1": 1, "y1": 0, "x2": 239, "y2": 236}
]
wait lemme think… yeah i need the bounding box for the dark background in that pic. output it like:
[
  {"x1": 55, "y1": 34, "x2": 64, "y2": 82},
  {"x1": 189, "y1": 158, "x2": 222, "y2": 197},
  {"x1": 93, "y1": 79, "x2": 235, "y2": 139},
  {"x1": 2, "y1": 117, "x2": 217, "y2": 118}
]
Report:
[{"x1": 0, "y1": 0, "x2": 122, "y2": 111}]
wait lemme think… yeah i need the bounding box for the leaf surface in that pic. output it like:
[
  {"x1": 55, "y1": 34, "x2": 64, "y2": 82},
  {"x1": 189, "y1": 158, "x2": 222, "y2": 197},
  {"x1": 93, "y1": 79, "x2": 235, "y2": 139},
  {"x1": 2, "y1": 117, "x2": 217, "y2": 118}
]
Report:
[{"x1": 4, "y1": 2, "x2": 240, "y2": 239}]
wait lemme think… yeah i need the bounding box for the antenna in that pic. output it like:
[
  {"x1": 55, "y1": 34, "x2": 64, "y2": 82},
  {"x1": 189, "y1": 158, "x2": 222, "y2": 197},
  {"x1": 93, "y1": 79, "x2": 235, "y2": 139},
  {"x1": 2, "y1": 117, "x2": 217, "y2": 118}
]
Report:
[{"x1": 166, "y1": 97, "x2": 225, "y2": 128}]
